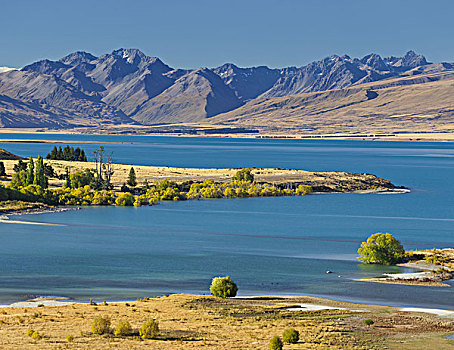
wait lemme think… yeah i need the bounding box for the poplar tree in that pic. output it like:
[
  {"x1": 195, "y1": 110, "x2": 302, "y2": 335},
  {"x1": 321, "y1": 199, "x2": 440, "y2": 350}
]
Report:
[
  {"x1": 26, "y1": 157, "x2": 34, "y2": 185},
  {"x1": 33, "y1": 155, "x2": 47, "y2": 188}
]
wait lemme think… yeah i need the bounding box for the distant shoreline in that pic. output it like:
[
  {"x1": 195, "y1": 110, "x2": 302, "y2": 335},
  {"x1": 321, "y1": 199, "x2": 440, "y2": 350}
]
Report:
[{"x1": 1, "y1": 128, "x2": 454, "y2": 142}]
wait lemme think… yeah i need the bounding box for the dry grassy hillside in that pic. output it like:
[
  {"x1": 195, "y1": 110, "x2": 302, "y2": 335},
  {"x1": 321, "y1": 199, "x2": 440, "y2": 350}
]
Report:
[{"x1": 211, "y1": 71, "x2": 454, "y2": 135}]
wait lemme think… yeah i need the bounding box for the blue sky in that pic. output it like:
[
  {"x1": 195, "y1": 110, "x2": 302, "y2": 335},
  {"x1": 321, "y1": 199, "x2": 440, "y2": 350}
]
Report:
[{"x1": 1, "y1": 0, "x2": 453, "y2": 69}]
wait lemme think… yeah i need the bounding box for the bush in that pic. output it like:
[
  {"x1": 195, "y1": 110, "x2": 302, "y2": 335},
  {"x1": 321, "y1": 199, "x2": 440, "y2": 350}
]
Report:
[
  {"x1": 269, "y1": 335, "x2": 283, "y2": 350},
  {"x1": 139, "y1": 318, "x2": 159, "y2": 339},
  {"x1": 66, "y1": 334, "x2": 74, "y2": 342},
  {"x1": 26, "y1": 328, "x2": 34, "y2": 337},
  {"x1": 210, "y1": 276, "x2": 238, "y2": 298},
  {"x1": 114, "y1": 320, "x2": 132, "y2": 336},
  {"x1": 358, "y1": 232, "x2": 405, "y2": 265},
  {"x1": 115, "y1": 192, "x2": 135, "y2": 206},
  {"x1": 70, "y1": 169, "x2": 95, "y2": 188},
  {"x1": 31, "y1": 331, "x2": 42, "y2": 340},
  {"x1": 282, "y1": 328, "x2": 299, "y2": 343},
  {"x1": 364, "y1": 319, "x2": 374, "y2": 326},
  {"x1": 234, "y1": 168, "x2": 254, "y2": 182},
  {"x1": 91, "y1": 316, "x2": 111, "y2": 335}
]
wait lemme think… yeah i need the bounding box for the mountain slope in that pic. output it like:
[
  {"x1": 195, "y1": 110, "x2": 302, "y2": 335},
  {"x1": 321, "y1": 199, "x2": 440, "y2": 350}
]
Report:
[
  {"x1": 1, "y1": 49, "x2": 453, "y2": 131},
  {"x1": 210, "y1": 70, "x2": 454, "y2": 134},
  {"x1": 0, "y1": 70, "x2": 131, "y2": 127},
  {"x1": 132, "y1": 68, "x2": 243, "y2": 124}
]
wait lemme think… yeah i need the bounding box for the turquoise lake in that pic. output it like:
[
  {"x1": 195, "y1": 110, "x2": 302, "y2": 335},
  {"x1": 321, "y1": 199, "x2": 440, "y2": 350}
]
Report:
[{"x1": 0, "y1": 135, "x2": 453, "y2": 308}]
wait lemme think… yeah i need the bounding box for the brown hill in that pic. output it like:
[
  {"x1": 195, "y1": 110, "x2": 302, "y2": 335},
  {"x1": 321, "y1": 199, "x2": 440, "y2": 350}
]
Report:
[{"x1": 210, "y1": 70, "x2": 454, "y2": 134}]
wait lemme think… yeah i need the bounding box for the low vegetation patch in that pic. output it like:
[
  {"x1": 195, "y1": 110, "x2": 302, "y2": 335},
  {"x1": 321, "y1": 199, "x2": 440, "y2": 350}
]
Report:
[
  {"x1": 91, "y1": 316, "x2": 110, "y2": 335},
  {"x1": 139, "y1": 318, "x2": 159, "y2": 339}
]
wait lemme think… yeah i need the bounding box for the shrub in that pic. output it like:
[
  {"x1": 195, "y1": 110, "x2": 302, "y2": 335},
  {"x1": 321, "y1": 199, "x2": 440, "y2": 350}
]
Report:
[
  {"x1": 364, "y1": 319, "x2": 374, "y2": 326},
  {"x1": 210, "y1": 276, "x2": 238, "y2": 298},
  {"x1": 91, "y1": 316, "x2": 111, "y2": 335},
  {"x1": 282, "y1": 328, "x2": 299, "y2": 343},
  {"x1": 31, "y1": 331, "x2": 42, "y2": 340},
  {"x1": 66, "y1": 334, "x2": 74, "y2": 342},
  {"x1": 234, "y1": 168, "x2": 254, "y2": 182},
  {"x1": 114, "y1": 320, "x2": 132, "y2": 336},
  {"x1": 139, "y1": 318, "x2": 159, "y2": 339},
  {"x1": 26, "y1": 328, "x2": 34, "y2": 337},
  {"x1": 115, "y1": 192, "x2": 135, "y2": 206},
  {"x1": 358, "y1": 232, "x2": 405, "y2": 265},
  {"x1": 269, "y1": 335, "x2": 283, "y2": 350}
]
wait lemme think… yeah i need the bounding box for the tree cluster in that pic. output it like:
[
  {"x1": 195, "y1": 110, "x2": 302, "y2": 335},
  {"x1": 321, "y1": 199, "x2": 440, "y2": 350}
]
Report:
[
  {"x1": 46, "y1": 145, "x2": 87, "y2": 162},
  {"x1": 11, "y1": 156, "x2": 48, "y2": 188}
]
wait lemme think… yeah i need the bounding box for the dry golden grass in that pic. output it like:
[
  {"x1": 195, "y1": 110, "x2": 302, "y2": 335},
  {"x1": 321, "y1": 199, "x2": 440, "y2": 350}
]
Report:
[
  {"x1": 0, "y1": 295, "x2": 453, "y2": 349},
  {"x1": 0, "y1": 159, "x2": 398, "y2": 193}
]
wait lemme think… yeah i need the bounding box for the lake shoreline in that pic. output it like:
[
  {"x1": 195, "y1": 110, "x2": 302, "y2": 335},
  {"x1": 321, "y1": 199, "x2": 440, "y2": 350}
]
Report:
[{"x1": 2, "y1": 128, "x2": 454, "y2": 142}]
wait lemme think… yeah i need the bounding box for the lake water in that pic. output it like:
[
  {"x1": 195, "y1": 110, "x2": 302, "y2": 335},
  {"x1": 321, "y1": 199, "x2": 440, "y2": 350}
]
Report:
[{"x1": 0, "y1": 134, "x2": 453, "y2": 308}]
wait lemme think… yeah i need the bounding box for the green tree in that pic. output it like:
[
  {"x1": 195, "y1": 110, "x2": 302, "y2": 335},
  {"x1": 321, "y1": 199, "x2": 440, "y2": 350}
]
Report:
[
  {"x1": 127, "y1": 167, "x2": 137, "y2": 187},
  {"x1": 0, "y1": 161, "x2": 5, "y2": 177},
  {"x1": 44, "y1": 164, "x2": 55, "y2": 178},
  {"x1": 26, "y1": 157, "x2": 34, "y2": 186},
  {"x1": 74, "y1": 147, "x2": 81, "y2": 161},
  {"x1": 63, "y1": 145, "x2": 71, "y2": 161},
  {"x1": 64, "y1": 167, "x2": 71, "y2": 188},
  {"x1": 358, "y1": 233, "x2": 405, "y2": 265},
  {"x1": 70, "y1": 169, "x2": 95, "y2": 188},
  {"x1": 33, "y1": 155, "x2": 47, "y2": 188},
  {"x1": 210, "y1": 276, "x2": 238, "y2": 298},
  {"x1": 57, "y1": 146, "x2": 63, "y2": 160},
  {"x1": 234, "y1": 168, "x2": 254, "y2": 182},
  {"x1": 79, "y1": 149, "x2": 87, "y2": 162},
  {"x1": 13, "y1": 160, "x2": 27, "y2": 173},
  {"x1": 269, "y1": 336, "x2": 283, "y2": 350},
  {"x1": 11, "y1": 170, "x2": 26, "y2": 187},
  {"x1": 50, "y1": 146, "x2": 58, "y2": 159}
]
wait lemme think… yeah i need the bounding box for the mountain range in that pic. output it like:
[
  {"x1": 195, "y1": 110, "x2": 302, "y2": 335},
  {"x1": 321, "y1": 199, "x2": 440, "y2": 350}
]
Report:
[{"x1": 0, "y1": 48, "x2": 453, "y2": 133}]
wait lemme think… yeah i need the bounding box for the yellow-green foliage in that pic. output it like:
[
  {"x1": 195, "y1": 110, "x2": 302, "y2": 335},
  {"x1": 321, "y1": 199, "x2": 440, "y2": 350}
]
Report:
[
  {"x1": 358, "y1": 232, "x2": 405, "y2": 265},
  {"x1": 91, "y1": 316, "x2": 110, "y2": 335},
  {"x1": 269, "y1": 336, "x2": 283, "y2": 350},
  {"x1": 282, "y1": 328, "x2": 299, "y2": 343},
  {"x1": 210, "y1": 276, "x2": 238, "y2": 298},
  {"x1": 26, "y1": 328, "x2": 34, "y2": 337},
  {"x1": 114, "y1": 320, "x2": 132, "y2": 336},
  {"x1": 139, "y1": 318, "x2": 159, "y2": 339},
  {"x1": 115, "y1": 192, "x2": 135, "y2": 206},
  {"x1": 66, "y1": 334, "x2": 74, "y2": 342},
  {"x1": 3, "y1": 177, "x2": 312, "y2": 209},
  {"x1": 31, "y1": 331, "x2": 42, "y2": 340}
]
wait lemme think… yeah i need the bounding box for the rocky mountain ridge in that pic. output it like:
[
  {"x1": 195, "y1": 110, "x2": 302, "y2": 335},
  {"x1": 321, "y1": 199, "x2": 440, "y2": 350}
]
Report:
[{"x1": 0, "y1": 49, "x2": 452, "y2": 129}]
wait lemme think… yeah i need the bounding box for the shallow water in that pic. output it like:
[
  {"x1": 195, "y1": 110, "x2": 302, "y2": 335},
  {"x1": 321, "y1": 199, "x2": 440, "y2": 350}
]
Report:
[{"x1": 0, "y1": 135, "x2": 453, "y2": 308}]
